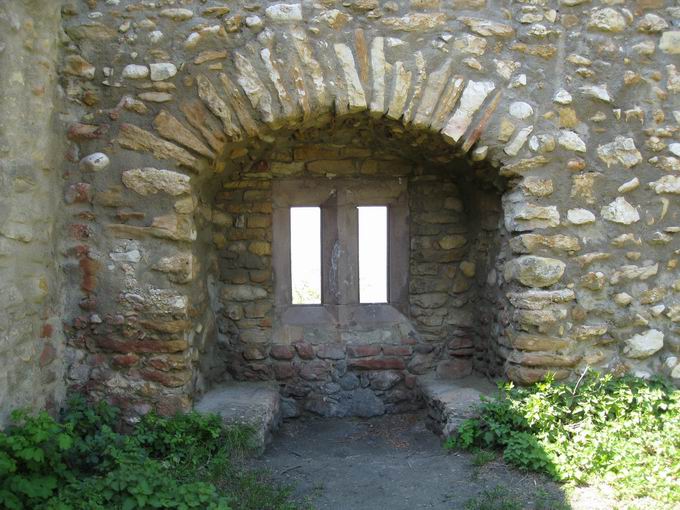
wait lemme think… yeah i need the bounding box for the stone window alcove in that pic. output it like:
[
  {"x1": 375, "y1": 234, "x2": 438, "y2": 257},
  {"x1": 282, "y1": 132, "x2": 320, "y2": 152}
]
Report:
[{"x1": 203, "y1": 117, "x2": 508, "y2": 418}]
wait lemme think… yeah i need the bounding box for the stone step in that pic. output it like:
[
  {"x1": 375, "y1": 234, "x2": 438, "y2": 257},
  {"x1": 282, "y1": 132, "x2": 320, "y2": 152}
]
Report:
[
  {"x1": 417, "y1": 373, "x2": 497, "y2": 438},
  {"x1": 194, "y1": 381, "x2": 282, "y2": 454}
]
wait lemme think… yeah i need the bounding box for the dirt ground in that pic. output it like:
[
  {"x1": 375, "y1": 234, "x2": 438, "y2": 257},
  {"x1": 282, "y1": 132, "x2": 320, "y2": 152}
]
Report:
[{"x1": 249, "y1": 412, "x2": 571, "y2": 510}]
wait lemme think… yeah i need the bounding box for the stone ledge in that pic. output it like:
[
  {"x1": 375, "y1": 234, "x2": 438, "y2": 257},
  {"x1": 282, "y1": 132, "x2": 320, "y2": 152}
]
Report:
[
  {"x1": 194, "y1": 381, "x2": 282, "y2": 454},
  {"x1": 417, "y1": 374, "x2": 497, "y2": 438}
]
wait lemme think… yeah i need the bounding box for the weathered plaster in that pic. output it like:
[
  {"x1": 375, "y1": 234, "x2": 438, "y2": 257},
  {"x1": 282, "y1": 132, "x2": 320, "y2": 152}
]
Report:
[{"x1": 0, "y1": 0, "x2": 66, "y2": 425}]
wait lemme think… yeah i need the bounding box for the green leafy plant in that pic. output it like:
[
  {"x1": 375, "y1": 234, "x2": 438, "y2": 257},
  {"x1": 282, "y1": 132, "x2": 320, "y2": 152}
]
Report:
[
  {"x1": 446, "y1": 373, "x2": 680, "y2": 506},
  {"x1": 0, "y1": 395, "x2": 295, "y2": 510},
  {"x1": 134, "y1": 411, "x2": 233, "y2": 470},
  {"x1": 0, "y1": 410, "x2": 74, "y2": 509},
  {"x1": 52, "y1": 456, "x2": 231, "y2": 510},
  {"x1": 60, "y1": 394, "x2": 122, "y2": 474}
]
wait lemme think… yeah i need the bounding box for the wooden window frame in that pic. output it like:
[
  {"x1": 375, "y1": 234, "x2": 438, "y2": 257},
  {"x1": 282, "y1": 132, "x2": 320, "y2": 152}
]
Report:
[{"x1": 272, "y1": 178, "x2": 409, "y2": 326}]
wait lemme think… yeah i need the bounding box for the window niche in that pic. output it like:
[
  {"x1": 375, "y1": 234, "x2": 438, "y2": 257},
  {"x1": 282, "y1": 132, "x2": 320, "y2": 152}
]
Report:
[{"x1": 272, "y1": 179, "x2": 409, "y2": 328}]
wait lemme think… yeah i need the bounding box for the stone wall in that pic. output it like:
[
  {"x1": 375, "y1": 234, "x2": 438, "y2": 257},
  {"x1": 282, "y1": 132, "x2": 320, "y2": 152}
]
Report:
[
  {"x1": 408, "y1": 171, "x2": 506, "y2": 380},
  {"x1": 0, "y1": 1, "x2": 66, "y2": 425},
  {"x1": 2, "y1": 0, "x2": 680, "y2": 420},
  {"x1": 201, "y1": 121, "x2": 507, "y2": 415}
]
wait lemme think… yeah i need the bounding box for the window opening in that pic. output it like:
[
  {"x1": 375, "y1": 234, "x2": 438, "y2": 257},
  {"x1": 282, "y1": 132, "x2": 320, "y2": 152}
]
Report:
[
  {"x1": 358, "y1": 206, "x2": 388, "y2": 303},
  {"x1": 290, "y1": 207, "x2": 322, "y2": 304}
]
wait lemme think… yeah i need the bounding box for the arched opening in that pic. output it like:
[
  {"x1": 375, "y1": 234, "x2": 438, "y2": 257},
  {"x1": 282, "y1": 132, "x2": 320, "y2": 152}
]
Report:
[
  {"x1": 63, "y1": 26, "x2": 593, "y2": 425},
  {"x1": 193, "y1": 113, "x2": 509, "y2": 417}
]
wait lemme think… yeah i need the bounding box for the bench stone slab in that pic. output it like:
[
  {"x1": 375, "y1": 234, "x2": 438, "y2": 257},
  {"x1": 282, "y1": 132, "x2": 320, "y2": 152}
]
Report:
[
  {"x1": 418, "y1": 374, "x2": 496, "y2": 438},
  {"x1": 195, "y1": 382, "x2": 282, "y2": 454}
]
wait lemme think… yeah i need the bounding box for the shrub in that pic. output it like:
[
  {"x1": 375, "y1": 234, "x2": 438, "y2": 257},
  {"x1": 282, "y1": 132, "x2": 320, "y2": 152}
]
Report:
[
  {"x1": 0, "y1": 410, "x2": 74, "y2": 509},
  {"x1": 0, "y1": 396, "x2": 292, "y2": 510},
  {"x1": 446, "y1": 373, "x2": 680, "y2": 506}
]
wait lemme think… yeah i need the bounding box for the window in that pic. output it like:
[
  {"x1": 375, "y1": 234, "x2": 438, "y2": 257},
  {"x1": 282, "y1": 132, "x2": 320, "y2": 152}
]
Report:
[
  {"x1": 290, "y1": 207, "x2": 321, "y2": 305},
  {"x1": 272, "y1": 179, "x2": 409, "y2": 319},
  {"x1": 358, "y1": 206, "x2": 388, "y2": 304}
]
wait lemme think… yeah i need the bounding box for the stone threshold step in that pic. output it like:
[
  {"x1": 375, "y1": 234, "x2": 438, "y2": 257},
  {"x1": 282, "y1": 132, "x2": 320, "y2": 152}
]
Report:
[
  {"x1": 417, "y1": 373, "x2": 498, "y2": 438},
  {"x1": 194, "y1": 381, "x2": 282, "y2": 455}
]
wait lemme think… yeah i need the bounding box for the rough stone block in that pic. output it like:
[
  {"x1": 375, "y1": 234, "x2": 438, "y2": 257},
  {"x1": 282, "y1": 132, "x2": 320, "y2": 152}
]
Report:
[
  {"x1": 436, "y1": 359, "x2": 473, "y2": 379},
  {"x1": 418, "y1": 374, "x2": 495, "y2": 438},
  {"x1": 195, "y1": 382, "x2": 281, "y2": 454}
]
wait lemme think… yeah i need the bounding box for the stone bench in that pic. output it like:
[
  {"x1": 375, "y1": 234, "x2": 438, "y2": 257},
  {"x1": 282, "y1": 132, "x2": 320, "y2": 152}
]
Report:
[
  {"x1": 194, "y1": 381, "x2": 282, "y2": 454},
  {"x1": 417, "y1": 374, "x2": 497, "y2": 438}
]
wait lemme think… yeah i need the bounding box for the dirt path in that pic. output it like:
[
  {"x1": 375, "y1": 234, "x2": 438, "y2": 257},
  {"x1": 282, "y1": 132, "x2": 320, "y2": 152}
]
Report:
[{"x1": 249, "y1": 412, "x2": 570, "y2": 510}]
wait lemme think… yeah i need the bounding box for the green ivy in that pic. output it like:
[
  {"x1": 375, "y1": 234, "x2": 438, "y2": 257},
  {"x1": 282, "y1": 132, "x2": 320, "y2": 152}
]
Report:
[
  {"x1": 0, "y1": 396, "x2": 292, "y2": 510},
  {"x1": 446, "y1": 373, "x2": 680, "y2": 506}
]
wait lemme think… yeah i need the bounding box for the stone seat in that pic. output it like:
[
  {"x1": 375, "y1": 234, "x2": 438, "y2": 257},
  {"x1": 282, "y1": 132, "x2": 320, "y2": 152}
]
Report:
[
  {"x1": 194, "y1": 381, "x2": 282, "y2": 454},
  {"x1": 417, "y1": 373, "x2": 497, "y2": 438}
]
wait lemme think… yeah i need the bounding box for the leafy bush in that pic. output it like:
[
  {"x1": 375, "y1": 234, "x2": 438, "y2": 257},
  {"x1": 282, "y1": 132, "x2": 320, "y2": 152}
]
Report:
[
  {"x1": 60, "y1": 394, "x2": 122, "y2": 474},
  {"x1": 446, "y1": 373, "x2": 680, "y2": 506},
  {"x1": 0, "y1": 396, "x2": 294, "y2": 510},
  {"x1": 0, "y1": 410, "x2": 74, "y2": 509},
  {"x1": 133, "y1": 411, "x2": 232, "y2": 472}
]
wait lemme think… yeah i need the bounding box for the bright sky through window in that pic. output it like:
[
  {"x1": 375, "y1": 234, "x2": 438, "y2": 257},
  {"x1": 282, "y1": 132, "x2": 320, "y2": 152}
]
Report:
[
  {"x1": 358, "y1": 206, "x2": 388, "y2": 303},
  {"x1": 290, "y1": 207, "x2": 322, "y2": 305}
]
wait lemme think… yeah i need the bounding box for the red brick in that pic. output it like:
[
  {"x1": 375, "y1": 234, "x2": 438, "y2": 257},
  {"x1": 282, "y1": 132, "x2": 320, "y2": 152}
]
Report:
[
  {"x1": 112, "y1": 353, "x2": 139, "y2": 368},
  {"x1": 69, "y1": 223, "x2": 92, "y2": 240},
  {"x1": 382, "y1": 345, "x2": 412, "y2": 356},
  {"x1": 87, "y1": 353, "x2": 109, "y2": 367},
  {"x1": 96, "y1": 337, "x2": 188, "y2": 354},
  {"x1": 65, "y1": 183, "x2": 93, "y2": 204},
  {"x1": 67, "y1": 122, "x2": 108, "y2": 141},
  {"x1": 147, "y1": 356, "x2": 189, "y2": 371},
  {"x1": 270, "y1": 345, "x2": 295, "y2": 360},
  {"x1": 347, "y1": 344, "x2": 381, "y2": 358},
  {"x1": 40, "y1": 323, "x2": 54, "y2": 338},
  {"x1": 39, "y1": 343, "x2": 57, "y2": 368},
  {"x1": 348, "y1": 358, "x2": 406, "y2": 370},
  {"x1": 294, "y1": 342, "x2": 315, "y2": 360},
  {"x1": 79, "y1": 256, "x2": 99, "y2": 293},
  {"x1": 140, "y1": 368, "x2": 192, "y2": 388},
  {"x1": 73, "y1": 244, "x2": 90, "y2": 258}
]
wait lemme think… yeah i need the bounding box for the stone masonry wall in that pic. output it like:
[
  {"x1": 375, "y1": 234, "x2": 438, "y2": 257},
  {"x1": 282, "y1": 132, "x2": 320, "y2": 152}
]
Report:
[
  {"x1": 2, "y1": 0, "x2": 680, "y2": 420},
  {"x1": 408, "y1": 171, "x2": 506, "y2": 381},
  {"x1": 205, "y1": 126, "x2": 509, "y2": 416},
  {"x1": 0, "y1": 1, "x2": 66, "y2": 426}
]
